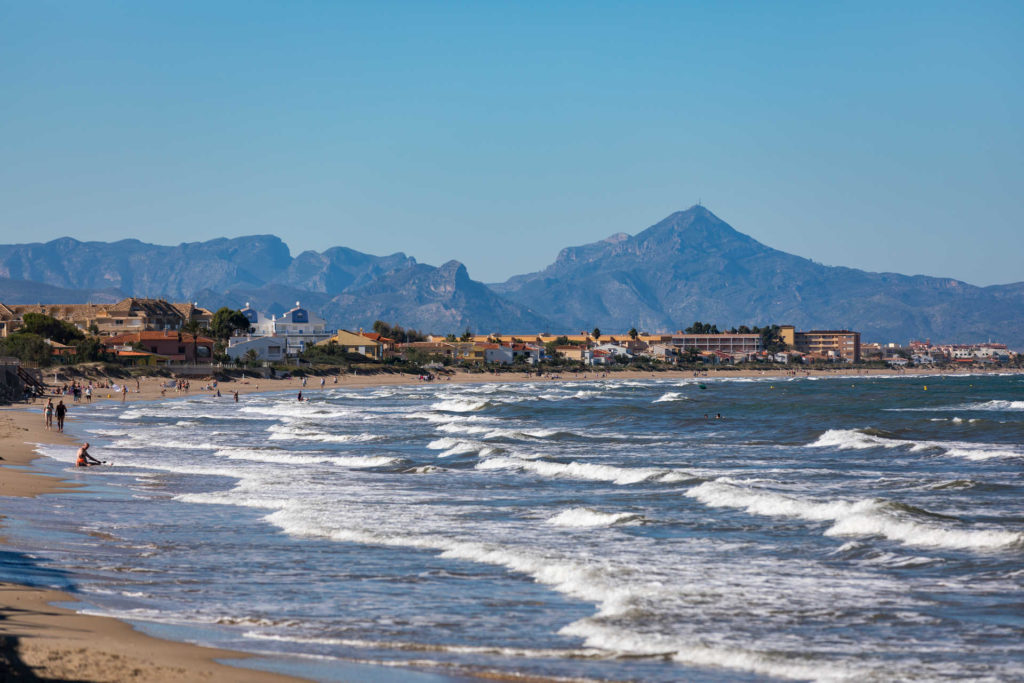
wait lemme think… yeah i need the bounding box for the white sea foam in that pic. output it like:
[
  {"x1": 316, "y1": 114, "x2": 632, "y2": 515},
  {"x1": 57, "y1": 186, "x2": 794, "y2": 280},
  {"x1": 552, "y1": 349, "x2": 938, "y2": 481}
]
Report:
[
  {"x1": 266, "y1": 423, "x2": 382, "y2": 444},
  {"x1": 809, "y1": 429, "x2": 1023, "y2": 460},
  {"x1": 560, "y1": 620, "x2": 856, "y2": 681},
  {"x1": 434, "y1": 422, "x2": 562, "y2": 440},
  {"x1": 242, "y1": 631, "x2": 601, "y2": 660},
  {"x1": 962, "y1": 400, "x2": 1024, "y2": 411},
  {"x1": 890, "y1": 399, "x2": 1024, "y2": 412},
  {"x1": 653, "y1": 391, "x2": 687, "y2": 403},
  {"x1": 425, "y1": 438, "x2": 496, "y2": 458},
  {"x1": 547, "y1": 508, "x2": 643, "y2": 527},
  {"x1": 476, "y1": 455, "x2": 685, "y2": 486},
  {"x1": 243, "y1": 403, "x2": 356, "y2": 420},
  {"x1": 430, "y1": 398, "x2": 489, "y2": 412},
  {"x1": 687, "y1": 480, "x2": 1024, "y2": 552}
]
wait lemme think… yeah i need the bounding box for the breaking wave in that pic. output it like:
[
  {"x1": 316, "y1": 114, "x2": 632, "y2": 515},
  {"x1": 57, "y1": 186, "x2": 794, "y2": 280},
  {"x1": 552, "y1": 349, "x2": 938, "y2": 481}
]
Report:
[{"x1": 686, "y1": 480, "x2": 1023, "y2": 552}]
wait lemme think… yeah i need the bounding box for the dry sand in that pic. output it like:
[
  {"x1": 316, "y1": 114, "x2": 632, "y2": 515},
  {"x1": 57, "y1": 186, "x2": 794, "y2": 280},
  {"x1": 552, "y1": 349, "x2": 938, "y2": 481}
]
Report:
[{"x1": 0, "y1": 364, "x2": 1005, "y2": 681}]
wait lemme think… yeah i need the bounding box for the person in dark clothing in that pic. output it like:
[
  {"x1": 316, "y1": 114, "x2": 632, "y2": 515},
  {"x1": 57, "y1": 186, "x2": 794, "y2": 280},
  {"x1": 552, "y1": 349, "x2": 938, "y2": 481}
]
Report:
[{"x1": 55, "y1": 400, "x2": 67, "y2": 432}]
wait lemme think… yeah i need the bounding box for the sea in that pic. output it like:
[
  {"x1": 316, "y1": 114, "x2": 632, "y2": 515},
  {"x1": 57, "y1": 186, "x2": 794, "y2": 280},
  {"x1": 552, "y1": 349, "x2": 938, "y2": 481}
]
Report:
[{"x1": 3, "y1": 372, "x2": 1023, "y2": 682}]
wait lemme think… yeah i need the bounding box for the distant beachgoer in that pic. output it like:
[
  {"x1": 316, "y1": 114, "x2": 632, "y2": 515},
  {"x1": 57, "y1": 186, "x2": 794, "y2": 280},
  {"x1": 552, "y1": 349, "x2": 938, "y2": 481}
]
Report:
[
  {"x1": 233, "y1": 391, "x2": 239, "y2": 403},
  {"x1": 76, "y1": 442, "x2": 102, "y2": 467},
  {"x1": 85, "y1": 386, "x2": 92, "y2": 402},
  {"x1": 44, "y1": 399, "x2": 54, "y2": 429},
  {"x1": 297, "y1": 391, "x2": 304, "y2": 401},
  {"x1": 715, "y1": 413, "x2": 723, "y2": 419},
  {"x1": 121, "y1": 385, "x2": 128, "y2": 402},
  {"x1": 302, "y1": 377, "x2": 307, "y2": 388},
  {"x1": 55, "y1": 400, "x2": 67, "y2": 432},
  {"x1": 320, "y1": 377, "x2": 325, "y2": 388}
]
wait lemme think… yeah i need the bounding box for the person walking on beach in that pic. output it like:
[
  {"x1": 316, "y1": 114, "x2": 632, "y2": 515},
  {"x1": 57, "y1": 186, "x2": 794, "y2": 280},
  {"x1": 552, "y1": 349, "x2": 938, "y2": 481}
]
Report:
[
  {"x1": 55, "y1": 400, "x2": 67, "y2": 432},
  {"x1": 76, "y1": 442, "x2": 103, "y2": 467},
  {"x1": 121, "y1": 385, "x2": 128, "y2": 402},
  {"x1": 44, "y1": 399, "x2": 54, "y2": 430}
]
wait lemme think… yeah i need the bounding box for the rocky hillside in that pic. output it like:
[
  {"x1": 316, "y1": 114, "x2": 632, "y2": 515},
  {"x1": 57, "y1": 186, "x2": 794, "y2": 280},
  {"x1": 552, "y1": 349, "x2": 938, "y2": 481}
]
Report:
[{"x1": 493, "y1": 206, "x2": 1024, "y2": 345}]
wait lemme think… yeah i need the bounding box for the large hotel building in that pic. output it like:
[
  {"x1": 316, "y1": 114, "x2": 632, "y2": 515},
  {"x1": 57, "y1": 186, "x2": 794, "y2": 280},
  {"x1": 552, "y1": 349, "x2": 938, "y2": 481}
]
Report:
[{"x1": 779, "y1": 326, "x2": 860, "y2": 362}]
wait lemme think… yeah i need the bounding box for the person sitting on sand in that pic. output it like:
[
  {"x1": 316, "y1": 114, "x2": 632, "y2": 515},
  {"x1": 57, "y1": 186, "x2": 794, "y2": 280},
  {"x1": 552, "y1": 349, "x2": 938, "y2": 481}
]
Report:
[{"x1": 76, "y1": 442, "x2": 102, "y2": 467}]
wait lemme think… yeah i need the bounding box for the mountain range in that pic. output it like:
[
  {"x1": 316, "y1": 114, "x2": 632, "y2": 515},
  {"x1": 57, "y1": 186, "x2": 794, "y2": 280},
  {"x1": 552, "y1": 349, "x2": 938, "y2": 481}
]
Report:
[{"x1": 1, "y1": 206, "x2": 1021, "y2": 346}]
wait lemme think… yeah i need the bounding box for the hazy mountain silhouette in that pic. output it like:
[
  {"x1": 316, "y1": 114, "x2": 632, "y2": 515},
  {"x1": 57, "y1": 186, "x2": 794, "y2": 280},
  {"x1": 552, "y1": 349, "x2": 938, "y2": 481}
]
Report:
[
  {"x1": 494, "y1": 206, "x2": 1024, "y2": 345},
  {"x1": 1, "y1": 207, "x2": 1021, "y2": 344}
]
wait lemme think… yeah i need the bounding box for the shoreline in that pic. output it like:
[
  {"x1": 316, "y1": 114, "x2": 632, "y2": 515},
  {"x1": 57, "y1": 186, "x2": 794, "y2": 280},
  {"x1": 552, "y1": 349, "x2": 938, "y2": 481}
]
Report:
[
  {"x1": 0, "y1": 407, "x2": 310, "y2": 682},
  {"x1": 1, "y1": 365, "x2": 1018, "y2": 681}
]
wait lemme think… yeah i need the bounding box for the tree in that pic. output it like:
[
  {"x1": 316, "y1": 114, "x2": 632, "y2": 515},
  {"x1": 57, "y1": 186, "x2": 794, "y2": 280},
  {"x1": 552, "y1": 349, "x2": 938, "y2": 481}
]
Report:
[
  {"x1": 685, "y1": 321, "x2": 720, "y2": 334},
  {"x1": 243, "y1": 348, "x2": 260, "y2": 366},
  {"x1": 592, "y1": 327, "x2": 601, "y2": 341},
  {"x1": 210, "y1": 308, "x2": 251, "y2": 340},
  {"x1": 628, "y1": 328, "x2": 638, "y2": 340},
  {"x1": 372, "y1": 320, "x2": 426, "y2": 343},
  {"x1": 74, "y1": 336, "x2": 107, "y2": 362},
  {"x1": 20, "y1": 313, "x2": 84, "y2": 345},
  {"x1": 182, "y1": 319, "x2": 202, "y2": 364},
  {"x1": 0, "y1": 333, "x2": 52, "y2": 366},
  {"x1": 460, "y1": 328, "x2": 473, "y2": 342},
  {"x1": 756, "y1": 325, "x2": 787, "y2": 354}
]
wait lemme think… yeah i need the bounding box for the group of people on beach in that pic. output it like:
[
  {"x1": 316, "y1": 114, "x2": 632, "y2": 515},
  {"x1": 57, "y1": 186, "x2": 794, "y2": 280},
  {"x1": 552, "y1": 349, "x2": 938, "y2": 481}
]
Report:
[{"x1": 54, "y1": 382, "x2": 92, "y2": 402}]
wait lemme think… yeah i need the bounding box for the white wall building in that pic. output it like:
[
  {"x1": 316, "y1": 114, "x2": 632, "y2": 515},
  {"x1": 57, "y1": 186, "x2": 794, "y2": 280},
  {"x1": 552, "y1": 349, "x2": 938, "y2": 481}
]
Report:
[
  {"x1": 225, "y1": 336, "x2": 287, "y2": 363},
  {"x1": 233, "y1": 302, "x2": 332, "y2": 358}
]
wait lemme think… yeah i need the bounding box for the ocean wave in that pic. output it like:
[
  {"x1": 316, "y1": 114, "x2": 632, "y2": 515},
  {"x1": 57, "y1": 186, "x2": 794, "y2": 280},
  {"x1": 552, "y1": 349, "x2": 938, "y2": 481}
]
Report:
[
  {"x1": 434, "y1": 422, "x2": 564, "y2": 440},
  {"x1": 425, "y1": 438, "x2": 496, "y2": 458},
  {"x1": 212, "y1": 447, "x2": 398, "y2": 468},
  {"x1": 686, "y1": 480, "x2": 1023, "y2": 552},
  {"x1": 889, "y1": 399, "x2": 1024, "y2": 412},
  {"x1": 808, "y1": 428, "x2": 1023, "y2": 460},
  {"x1": 430, "y1": 398, "x2": 490, "y2": 412},
  {"x1": 547, "y1": 508, "x2": 644, "y2": 527},
  {"x1": 559, "y1": 620, "x2": 858, "y2": 681},
  {"x1": 266, "y1": 423, "x2": 382, "y2": 444},
  {"x1": 242, "y1": 631, "x2": 601, "y2": 660},
  {"x1": 240, "y1": 403, "x2": 355, "y2": 420},
  {"x1": 653, "y1": 391, "x2": 687, "y2": 403},
  {"x1": 476, "y1": 455, "x2": 689, "y2": 486}
]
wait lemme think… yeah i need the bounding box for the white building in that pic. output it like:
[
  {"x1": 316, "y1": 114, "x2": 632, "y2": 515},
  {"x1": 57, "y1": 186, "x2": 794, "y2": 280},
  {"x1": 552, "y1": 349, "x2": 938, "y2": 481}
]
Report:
[
  {"x1": 225, "y1": 336, "x2": 287, "y2": 363},
  {"x1": 230, "y1": 302, "x2": 333, "y2": 359}
]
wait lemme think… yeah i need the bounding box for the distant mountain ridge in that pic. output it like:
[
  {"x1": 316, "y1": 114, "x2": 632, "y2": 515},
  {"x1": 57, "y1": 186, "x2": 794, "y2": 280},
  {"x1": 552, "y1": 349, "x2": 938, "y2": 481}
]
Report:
[
  {"x1": 0, "y1": 235, "x2": 550, "y2": 333},
  {"x1": 494, "y1": 206, "x2": 1024, "y2": 345},
  {"x1": 1, "y1": 207, "x2": 1021, "y2": 345}
]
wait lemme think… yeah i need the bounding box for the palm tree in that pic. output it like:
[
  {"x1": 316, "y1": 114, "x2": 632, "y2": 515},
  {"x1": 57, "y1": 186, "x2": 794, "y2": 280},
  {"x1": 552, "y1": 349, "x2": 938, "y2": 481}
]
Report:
[
  {"x1": 182, "y1": 319, "x2": 202, "y2": 365},
  {"x1": 628, "y1": 327, "x2": 638, "y2": 340}
]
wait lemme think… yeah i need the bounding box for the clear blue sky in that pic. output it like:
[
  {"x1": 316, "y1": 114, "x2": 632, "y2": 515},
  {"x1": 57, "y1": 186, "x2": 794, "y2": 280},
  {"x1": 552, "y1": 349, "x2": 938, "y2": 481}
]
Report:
[{"x1": 1, "y1": 1, "x2": 1021, "y2": 285}]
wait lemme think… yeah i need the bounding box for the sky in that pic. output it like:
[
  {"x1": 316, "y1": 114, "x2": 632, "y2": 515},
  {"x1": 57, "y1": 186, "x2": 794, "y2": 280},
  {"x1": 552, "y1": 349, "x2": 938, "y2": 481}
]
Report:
[{"x1": 1, "y1": 1, "x2": 1021, "y2": 286}]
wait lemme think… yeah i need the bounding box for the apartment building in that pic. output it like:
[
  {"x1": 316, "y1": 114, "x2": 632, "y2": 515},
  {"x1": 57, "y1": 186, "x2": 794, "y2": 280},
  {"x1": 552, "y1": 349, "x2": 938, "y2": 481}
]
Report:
[
  {"x1": 780, "y1": 326, "x2": 860, "y2": 362},
  {"x1": 671, "y1": 333, "x2": 762, "y2": 355}
]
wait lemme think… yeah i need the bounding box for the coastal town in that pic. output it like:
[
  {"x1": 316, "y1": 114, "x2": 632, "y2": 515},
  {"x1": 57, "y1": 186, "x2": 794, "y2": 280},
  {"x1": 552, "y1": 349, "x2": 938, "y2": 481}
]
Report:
[{"x1": 0, "y1": 296, "x2": 1017, "y2": 395}]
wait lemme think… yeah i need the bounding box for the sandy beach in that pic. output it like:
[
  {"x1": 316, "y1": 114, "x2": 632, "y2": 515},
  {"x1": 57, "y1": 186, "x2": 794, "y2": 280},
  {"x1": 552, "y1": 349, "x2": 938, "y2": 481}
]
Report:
[{"x1": 1, "y1": 364, "x2": 1013, "y2": 681}]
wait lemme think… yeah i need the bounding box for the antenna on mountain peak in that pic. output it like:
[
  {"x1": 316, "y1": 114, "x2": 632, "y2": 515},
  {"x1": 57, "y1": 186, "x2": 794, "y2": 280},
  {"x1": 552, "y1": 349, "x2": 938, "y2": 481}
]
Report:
[{"x1": 697, "y1": 197, "x2": 702, "y2": 207}]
